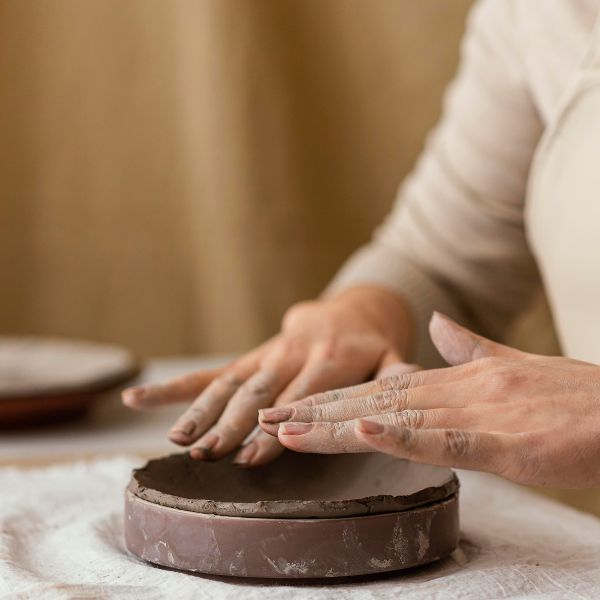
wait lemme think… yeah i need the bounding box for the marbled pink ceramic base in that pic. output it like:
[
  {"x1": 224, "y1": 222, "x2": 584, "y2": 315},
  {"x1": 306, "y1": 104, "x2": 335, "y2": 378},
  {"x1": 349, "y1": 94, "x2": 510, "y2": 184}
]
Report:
[{"x1": 124, "y1": 490, "x2": 459, "y2": 579}]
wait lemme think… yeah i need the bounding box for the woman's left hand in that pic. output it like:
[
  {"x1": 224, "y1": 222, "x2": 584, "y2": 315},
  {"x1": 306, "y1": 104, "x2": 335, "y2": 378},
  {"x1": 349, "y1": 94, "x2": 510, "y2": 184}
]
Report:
[{"x1": 259, "y1": 312, "x2": 600, "y2": 488}]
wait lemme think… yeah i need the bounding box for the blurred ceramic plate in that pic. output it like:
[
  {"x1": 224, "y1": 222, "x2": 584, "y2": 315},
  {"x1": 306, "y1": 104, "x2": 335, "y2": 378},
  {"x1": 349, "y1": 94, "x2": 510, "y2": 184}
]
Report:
[{"x1": 0, "y1": 336, "x2": 139, "y2": 427}]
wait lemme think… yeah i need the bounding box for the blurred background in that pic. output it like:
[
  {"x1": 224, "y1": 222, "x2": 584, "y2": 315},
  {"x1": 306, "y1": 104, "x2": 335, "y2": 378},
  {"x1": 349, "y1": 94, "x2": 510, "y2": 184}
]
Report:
[
  {"x1": 0, "y1": 0, "x2": 474, "y2": 357},
  {"x1": 2, "y1": 0, "x2": 599, "y2": 515}
]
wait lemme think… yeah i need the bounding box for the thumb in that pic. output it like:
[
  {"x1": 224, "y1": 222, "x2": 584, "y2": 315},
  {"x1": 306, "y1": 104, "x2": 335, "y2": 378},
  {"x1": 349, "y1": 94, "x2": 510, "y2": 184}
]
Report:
[
  {"x1": 429, "y1": 311, "x2": 527, "y2": 366},
  {"x1": 375, "y1": 348, "x2": 421, "y2": 379}
]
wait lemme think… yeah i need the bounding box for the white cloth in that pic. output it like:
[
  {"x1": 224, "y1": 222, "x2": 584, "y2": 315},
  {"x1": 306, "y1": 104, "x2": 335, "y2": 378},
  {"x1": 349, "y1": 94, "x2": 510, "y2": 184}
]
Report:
[
  {"x1": 527, "y1": 8, "x2": 600, "y2": 363},
  {"x1": 2, "y1": 458, "x2": 600, "y2": 599}
]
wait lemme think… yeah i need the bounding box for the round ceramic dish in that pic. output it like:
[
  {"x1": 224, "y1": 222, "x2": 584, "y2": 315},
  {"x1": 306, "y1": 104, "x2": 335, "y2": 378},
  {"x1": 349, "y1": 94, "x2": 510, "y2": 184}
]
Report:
[
  {"x1": 125, "y1": 452, "x2": 460, "y2": 579},
  {"x1": 125, "y1": 491, "x2": 458, "y2": 579},
  {"x1": 0, "y1": 336, "x2": 139, "y2": 426}
]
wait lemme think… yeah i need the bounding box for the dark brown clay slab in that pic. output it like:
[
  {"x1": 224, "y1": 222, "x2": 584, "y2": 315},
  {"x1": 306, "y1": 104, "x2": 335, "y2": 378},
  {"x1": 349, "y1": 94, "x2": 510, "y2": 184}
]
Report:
[
  {"x1": 129, "y1": 452, "x2": 459, "y2": 518},
  {"x1": 124, "y1": 490, "x2": 459, "y2": 579}
]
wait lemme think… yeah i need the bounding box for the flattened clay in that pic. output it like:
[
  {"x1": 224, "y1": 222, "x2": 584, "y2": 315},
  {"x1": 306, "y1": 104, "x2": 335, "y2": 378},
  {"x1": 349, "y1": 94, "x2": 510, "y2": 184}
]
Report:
[{"x1": 130, "y1": 451, "x2": 458, "y2": 518}]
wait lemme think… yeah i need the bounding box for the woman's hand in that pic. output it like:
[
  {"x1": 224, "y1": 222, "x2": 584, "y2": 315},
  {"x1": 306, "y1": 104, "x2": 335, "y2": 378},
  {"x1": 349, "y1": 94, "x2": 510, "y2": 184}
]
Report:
[
  {"x1": 260, "y1": 312, "x2": 600, "y2": 488},
  {"x1": 122, "y1": 286, "x2": 415, "y2": 467}
]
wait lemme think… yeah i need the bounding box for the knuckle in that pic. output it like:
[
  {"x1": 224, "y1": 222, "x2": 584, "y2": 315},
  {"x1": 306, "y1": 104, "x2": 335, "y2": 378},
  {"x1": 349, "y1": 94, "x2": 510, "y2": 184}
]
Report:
[
  {"x1": 396, "y1": 409, "x2": 425, "y2": 429},
  {"x1": 187, "y1": 405, "x2": 206, "y2": 419},
  {"x1": 330, "y1": 421, "x2": 346, "y2": 440},
  {"x1": 311, "y1": 404, "x2": 326, "y2": 421},
  {"x1": 282, "y1": 301, "x2": 315, "y2": 330},
  {"x1": 323, "y1": 389, "x2": 345, "y2": 404},
  {"x1": 487, "y1": 361, "x2": 524, "y2": 390},
  {"x1": 378, "y1": 373, "x2": 411, "y2": 392},
  {"x1": 390, "y1": 388, "x2": 409, "y2": 411},
  {"x1": 363, "y1": 395, "x2": 383, "y2": 414},
  {"x1": 242, "y1": 372, "x2": 274, "y2": 400},
  {"x1": 397, "y1": 389, "x2": 410, "y2": 410},
  {"x1": 373, "y1": 389, "x2": 405, "y2": 411},
  {"x1": 442, "y1": 430, "x2": 473, "y2": 458},
  {"x1": 215, "y1": 420, "x2": 243, "y2": 436},
  {"x1": 314, "y1": 339, "x2": 338, "y2": 361},
  {"x1": 378, "y1": 390, "x2": 395, "y2": 406},
  {"x1": 302, "y1": 385, "x2": 351, "y2": 408},
  {"x1": 330, "y1": 422, "x2": 350, "y2": 450},
  {"x1": 217, "y1": 371, "x2": 244, "y2": 390},
  {"x1": 275, "y1": 337, "x2": 302, "y2": 357},
  {"x1": 302, "y1": 394, "x2": 319, "y2": 407}
]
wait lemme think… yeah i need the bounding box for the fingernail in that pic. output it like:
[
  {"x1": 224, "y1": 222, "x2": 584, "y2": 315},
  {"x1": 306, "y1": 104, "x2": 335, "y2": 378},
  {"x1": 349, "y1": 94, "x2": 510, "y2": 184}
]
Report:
[
  {"x1": 170, "y1": 420, "x2": 196, "y2": 437},
  {"x1": 432, "y1": 310, "x2": 454, "y2": 324},
  {"x1": 233, "y1": 442, "x2": 257, "y2": 467},
  {"x1": 190, "y1": 433, "x2": 219, "y2": 459},
  {"x1": 123, "y1": 386, "x2": 145, "y2": 402},
  {"x1": 279, "y1": 422, "x2": 313, "y2": 435},
  {"x1": 258, "y1": 421, "x2": 281, "y2": 437},
  {"x1": 356, "y1": 419, "x2": 385, "y2": 435},
  {"x1": 260, "y1": 407, "x2": 292, "y2": 422}
]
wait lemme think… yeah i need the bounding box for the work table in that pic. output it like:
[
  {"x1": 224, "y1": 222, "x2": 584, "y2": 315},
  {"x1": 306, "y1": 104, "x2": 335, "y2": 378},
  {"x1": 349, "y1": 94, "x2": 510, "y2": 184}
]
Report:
[{"x1": 2, "y1": 357, "x2": 600, "y2": 598}]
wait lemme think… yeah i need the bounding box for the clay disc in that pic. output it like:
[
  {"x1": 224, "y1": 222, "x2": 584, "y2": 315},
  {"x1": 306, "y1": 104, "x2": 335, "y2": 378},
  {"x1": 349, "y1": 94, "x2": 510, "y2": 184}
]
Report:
[
  {"x1": 130, "y1": 452, "x2": 459, "y2": 519},
  {"x1": 125, "y1": 452, "x2": 460, "y2": 579},
  {"x1": 0, "y1": 336, "x2": 139, "y2": 426}
]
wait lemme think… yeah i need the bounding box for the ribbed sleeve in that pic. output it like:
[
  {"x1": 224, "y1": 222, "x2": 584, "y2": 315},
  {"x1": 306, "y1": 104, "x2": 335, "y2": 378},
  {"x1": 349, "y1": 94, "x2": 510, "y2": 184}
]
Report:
[{"x1": 327, "y1": 0, "x2": 546, "y2": 367}]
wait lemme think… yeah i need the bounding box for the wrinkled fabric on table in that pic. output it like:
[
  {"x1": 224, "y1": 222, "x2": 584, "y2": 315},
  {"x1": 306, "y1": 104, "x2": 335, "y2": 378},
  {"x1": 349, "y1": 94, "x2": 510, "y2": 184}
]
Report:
[{"x1": 1, "y1": 457, "x2": 600, "y2": 600}]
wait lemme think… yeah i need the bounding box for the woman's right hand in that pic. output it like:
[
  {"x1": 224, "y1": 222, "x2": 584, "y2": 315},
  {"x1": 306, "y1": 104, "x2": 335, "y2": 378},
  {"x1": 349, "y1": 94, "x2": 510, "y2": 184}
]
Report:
[{"x1": 122, "y1": 285, "x2": 415, "y2": 468}]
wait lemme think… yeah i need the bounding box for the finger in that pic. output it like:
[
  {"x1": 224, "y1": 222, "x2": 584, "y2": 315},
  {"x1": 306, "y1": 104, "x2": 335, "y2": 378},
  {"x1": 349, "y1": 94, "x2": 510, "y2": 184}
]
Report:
[
  {"x1": 168, "y1": 353, "x2": 261, "y2": 446},
  {"x1": 355, "y1": 419, "x2": 515, "y2": 474},
  {"x1": 376, "y1": 360, "x2": 421, "y2": 379},
  {"x1": 126, "y1": 340, "x2": 275, "y2": 411},
  {"x1": 430, "y1": 311, "x2": 528, "y2": 366},
  {"x1": 375, "y1": 346, "x2": 418, "y2": 378},
  {"x1": 377, "y1": 347, "x2": 402, "y2": 370},
  {"x1": 232, "y1": 431, "x2": 285, "y2": 468},
  {"x1": 122, "y1": 367, "x2": 224, "y2": 409},
  {"x1": 291, "y1": 363, "x2": 475, "y2": 411},
  {"x1": 257, "y1": 350, "x2": 362, "y2": 437},
  {"x1": 261, "y1": 381, "x2": 468, "y2": 431},
  {"x1": 278, "y1": 408, "x2": 467, "y2": 454},
  {"x1": 190, "y1": 344, "x2": 304, "y2": 459}
]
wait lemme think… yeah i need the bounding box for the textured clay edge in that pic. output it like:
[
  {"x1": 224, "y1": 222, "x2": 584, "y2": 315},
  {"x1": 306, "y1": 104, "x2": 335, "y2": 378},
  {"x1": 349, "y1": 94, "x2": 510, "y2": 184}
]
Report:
[{"x1": 128, "y1": 471, "x2": 460, "y2": 519}]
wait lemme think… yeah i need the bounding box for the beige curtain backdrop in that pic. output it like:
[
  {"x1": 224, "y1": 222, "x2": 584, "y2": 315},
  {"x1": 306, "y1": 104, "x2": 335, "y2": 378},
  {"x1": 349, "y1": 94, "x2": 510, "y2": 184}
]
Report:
[{"x1": 0, "y1": 0, "x2": 474, "y2": 356}]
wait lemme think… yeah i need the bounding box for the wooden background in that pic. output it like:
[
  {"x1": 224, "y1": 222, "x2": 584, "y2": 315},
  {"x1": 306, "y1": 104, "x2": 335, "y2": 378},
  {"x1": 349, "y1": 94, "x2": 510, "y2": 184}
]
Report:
[
  {"x1": 0, "y1": 0, "x2": 473, "y2": 356},
  {"x1": 2, "y1": 1, "x2": 600, "y2": 514}
]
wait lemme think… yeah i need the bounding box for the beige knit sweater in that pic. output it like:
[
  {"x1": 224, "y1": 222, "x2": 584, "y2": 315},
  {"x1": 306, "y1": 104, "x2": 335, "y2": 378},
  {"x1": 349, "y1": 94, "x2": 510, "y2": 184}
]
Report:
[{"x1": 329, "y1": 0, "x2": 600, "y2": 367}]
